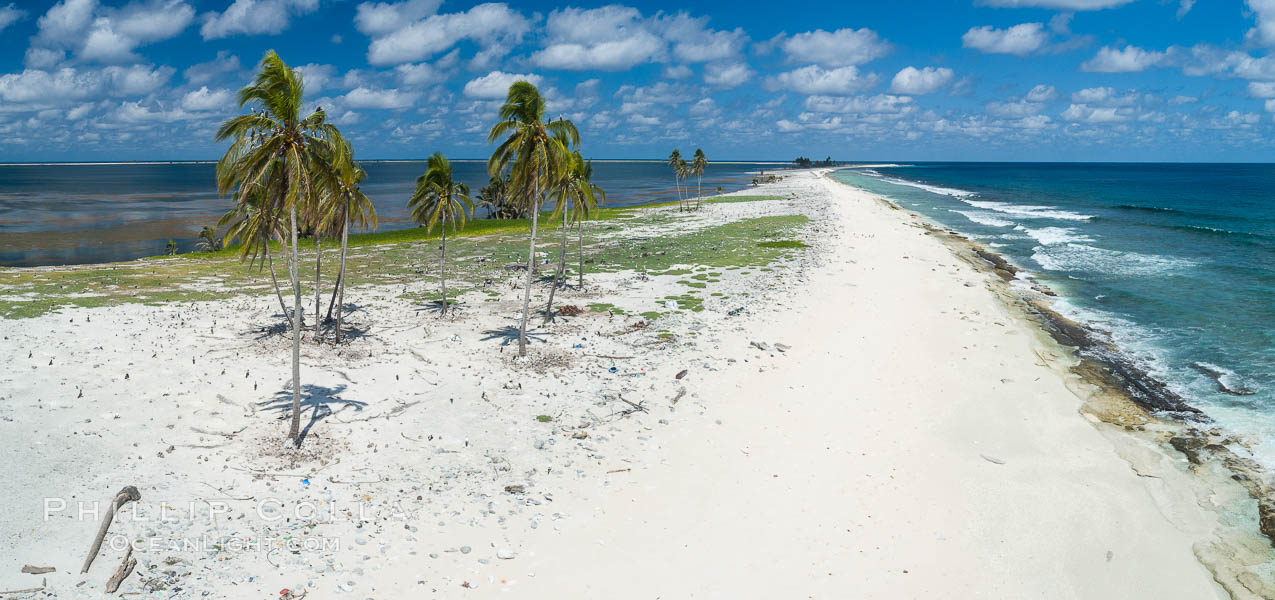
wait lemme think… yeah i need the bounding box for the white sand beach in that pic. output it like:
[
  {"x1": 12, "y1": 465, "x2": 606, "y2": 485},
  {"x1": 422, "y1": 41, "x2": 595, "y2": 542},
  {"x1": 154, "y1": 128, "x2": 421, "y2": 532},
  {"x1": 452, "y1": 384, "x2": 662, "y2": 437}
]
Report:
[{"x1": 1, "y1": 170, "x2": 1269, "y2": 598}]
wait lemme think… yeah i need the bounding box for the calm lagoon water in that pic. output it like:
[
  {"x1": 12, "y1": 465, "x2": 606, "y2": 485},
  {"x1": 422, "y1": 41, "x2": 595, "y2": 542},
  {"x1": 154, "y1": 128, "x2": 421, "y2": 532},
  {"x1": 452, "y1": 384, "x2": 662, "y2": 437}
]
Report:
[{"x1": 0, "y1": 160, "x2": 778, "y2": 267}]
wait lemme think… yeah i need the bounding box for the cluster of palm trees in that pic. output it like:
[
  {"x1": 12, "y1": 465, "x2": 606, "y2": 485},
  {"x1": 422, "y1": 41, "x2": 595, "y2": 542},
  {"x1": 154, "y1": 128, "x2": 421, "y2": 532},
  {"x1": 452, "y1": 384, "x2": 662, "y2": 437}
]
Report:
[
  {"x1": 667, "y1": 148, "x2": 708, "y2": 211},
  {"x1": 214, "y1": 53, "x2": 606, "y2": 444}
]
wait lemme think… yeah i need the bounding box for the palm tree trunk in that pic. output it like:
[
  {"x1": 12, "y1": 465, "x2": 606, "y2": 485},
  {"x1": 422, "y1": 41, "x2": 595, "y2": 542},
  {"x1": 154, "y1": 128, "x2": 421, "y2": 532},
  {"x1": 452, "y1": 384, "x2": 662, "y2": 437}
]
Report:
[
  {"x1": 518, "y1": 173, "x2": 539, "y2": 356},
  {"x1": 265, "y1": 242, "x2": 289, "y2": 320},
  {"x1": 288, "y1": 202, "x2": 302, "y2": 443},
  {"x1": 577, "y1": 217, "x2": 584, "y2": 289},
  {"x1": 697, "y1": 175, "x2": 702, "y2": 210},
  {"x1": 329, "y1": 210, "x2": 348, "y2": 343},
  {"x1": 543, "y1": 200, "x2": 568, "y2": 325},
  {"x1": 439, "y1": 225, "x2": 448, "y2": 316},
  {"x1": 313, "y1": 237, "x2": 322, "y2": 339}
]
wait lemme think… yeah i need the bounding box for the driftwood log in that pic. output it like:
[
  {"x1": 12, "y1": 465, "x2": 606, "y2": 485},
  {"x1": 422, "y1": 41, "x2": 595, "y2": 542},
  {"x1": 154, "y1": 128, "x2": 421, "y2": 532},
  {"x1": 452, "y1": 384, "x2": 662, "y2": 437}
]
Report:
[
  {"x1": 104, "y1": 546, "x2": 136, "y2": 593},
  {"x1": 80, "y1": 485, "x2": 141, "y2": 574}
]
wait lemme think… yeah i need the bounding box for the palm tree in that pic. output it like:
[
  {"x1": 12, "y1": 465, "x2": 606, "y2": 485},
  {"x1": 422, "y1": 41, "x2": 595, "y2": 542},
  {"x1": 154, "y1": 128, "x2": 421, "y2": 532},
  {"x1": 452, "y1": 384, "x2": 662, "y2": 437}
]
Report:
[
  {"x1": 556, "y1": 152, "x2": 604, "y2": 291},
  {"x1": 677, "y1": 158, "x2": 690, "y2": 210},
  {"x1": 321, "y1": 143, "x2": 377, "y2": 342},
  {"x1": 215, "y1": 50, "x2": 346, "y2": 444},
  {"x1": 542, "y1": 149, "x2": 594, "y2": 324},
  {"x1": 218, "y1": 186, "x2": 292, "y2": 321},
  {"x1": 488, "y1": 81, "x2": 578, "y2": 356},
  {"x1": 691, "y1": 149, "x2": 707, "y2": 210},
  {"x1": 668, "y1": 149, "x2": 684, "y2": 211},
  {"x1": 195, "y1": 226, "x2": 223, "y2": 251},
  {"x1": 409, "y1": 152, "x2": 472, "y2": 316}
]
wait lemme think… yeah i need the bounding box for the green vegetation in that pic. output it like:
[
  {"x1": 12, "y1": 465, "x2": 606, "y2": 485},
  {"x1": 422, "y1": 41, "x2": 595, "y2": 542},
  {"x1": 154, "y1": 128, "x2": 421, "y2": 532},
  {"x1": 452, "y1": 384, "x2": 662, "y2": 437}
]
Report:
[{"x1": 757, "y1": 240, "x2": 809, "y2": 249}]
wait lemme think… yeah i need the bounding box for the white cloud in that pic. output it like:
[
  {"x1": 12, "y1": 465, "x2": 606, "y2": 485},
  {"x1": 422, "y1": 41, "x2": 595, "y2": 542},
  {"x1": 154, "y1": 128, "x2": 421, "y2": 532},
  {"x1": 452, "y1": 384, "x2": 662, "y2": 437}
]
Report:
[
  {"x1": 1060, "y1": 104, "x2": 1127, "y2": 123},
  {"x1": 0, "y1": 65, "x2": 173, "y2": 105},
  {"x1": 34, "y1": 0, "x2": 96, "y2": 47},
  {"x1": 1071, "y1": 86, "x2": 1137, "y2": 106},
  {"x1": 29, "y1": 0, "x2": 194, "y2": 64},
  {"x1": 704, "y1": 62, "x2": 753, "y2": 88},
  {"x1": 181, "y1": 86, "x2": 233, "y2": 111},
  {"x1": 294, "y1": 63, "x2": 336, "y2": 92},
  {"x1": 1248, "y1": 0, "x2": 1275, "y2": 46},
  {"x1": 660, "y1": 14, "x2": 747, "y2": 63},
  {"x1": 962, "y1": 23, "x2": 1049, "y2": 56},
  {"x1": 66, "y1": 102, "x2": 95, "y2": 119},
  {"x1": 888, "y1": 66, "x2": 954, "y2": 95},
  {"x1": 978, "y1": 0, "x2": 1133, "y2": 8},
  {"x1": 461, "y1": 71, "x2": 543, "y2": 99},
  {"x1": 765, "y1": 65, "x2": 878, "y2": 96},
  {"x1": 0, "y1": 3, "x2": 27, "y2": 32},
  {"x1": 532, "y1": 34, "x2": 664, "y2": 71},
  {"x1": 353, "y1": 0, "x2": 441, "y2": 36},
  {"x1": 802, "y1": 94, "x2": 913, "y2": 114},
  {"x1": 199, "y1": 0, "x2": 318, "y2": 40},
  {"x1": 343, "y1": 87, "x2": 419, "y2": 109},
  {"x1": 779, "y1": 28, "x2": 891, "y2": 67},
  {"x1": 987, "y1": 99, "x2": 1043, "y2": 118},
  {"x1": 689, "y1": 97, "x2": 719, "y2": 117},
  {"x1": 111, "y1": 100, "x2": 192, "y2": 123},
  {"x1": 1081, "y1": 45, "x2": 1165, "y2": 72},
  {"x1": 1249, "y1": 81, "x2": 1275, "y2": 98},
  {"x1": 367, "y1": 3, "x2": 530, "y2": 66},
  {"x1": 395, "y1": 62, "x2": 447, "y2": 85},
  {"x1": 1177, "y1": 0, "x2": 1195, "y2": 19},
  {"x1": 183, "y1": 51, "x2": 240, "y2": 85},
  {"x1": 1025, "y1": 84, "x2": 1058, "y2": 102},
  {"x1": 663, "y1": 64, "x2": 693, "y2": 79}
]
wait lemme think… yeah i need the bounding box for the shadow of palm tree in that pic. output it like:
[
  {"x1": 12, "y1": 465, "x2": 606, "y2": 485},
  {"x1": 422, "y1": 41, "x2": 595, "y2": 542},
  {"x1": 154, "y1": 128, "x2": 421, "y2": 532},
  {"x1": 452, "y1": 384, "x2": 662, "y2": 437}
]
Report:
[
  {"x1": 481, "y1": 325, "x2": 550, "y2": 347},
  {"x1": 258, "y1": 384, "x2": 366, "y2": 445},
  {"x1": 414, "y1": 299, "x2": 463, "y2": 316}
]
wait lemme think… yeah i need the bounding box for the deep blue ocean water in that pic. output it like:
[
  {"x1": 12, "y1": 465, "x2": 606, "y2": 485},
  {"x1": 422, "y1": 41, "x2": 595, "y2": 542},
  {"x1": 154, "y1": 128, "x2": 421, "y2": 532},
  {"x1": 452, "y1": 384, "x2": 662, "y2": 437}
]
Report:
[
  {"x1": 832, "y1": 163, "x2": 1275, "y2": 463},
  {"x1": 0, "y1": 160, "x2": 777, "y2": 267}
]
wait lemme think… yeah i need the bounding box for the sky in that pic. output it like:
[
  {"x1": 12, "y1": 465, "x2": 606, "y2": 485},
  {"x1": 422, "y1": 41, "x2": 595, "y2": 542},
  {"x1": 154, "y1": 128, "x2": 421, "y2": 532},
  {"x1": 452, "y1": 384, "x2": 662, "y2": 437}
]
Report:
[{"x1": 2, "y1": 0, "x2": 1275, "y2": 162}]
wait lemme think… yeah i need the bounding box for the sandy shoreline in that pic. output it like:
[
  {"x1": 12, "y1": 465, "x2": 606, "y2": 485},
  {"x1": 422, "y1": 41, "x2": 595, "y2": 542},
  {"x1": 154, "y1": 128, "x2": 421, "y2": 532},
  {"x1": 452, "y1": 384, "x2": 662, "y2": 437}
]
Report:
[{"x1": 1, "y1": 169, "x2": 1270, "y2": 597}]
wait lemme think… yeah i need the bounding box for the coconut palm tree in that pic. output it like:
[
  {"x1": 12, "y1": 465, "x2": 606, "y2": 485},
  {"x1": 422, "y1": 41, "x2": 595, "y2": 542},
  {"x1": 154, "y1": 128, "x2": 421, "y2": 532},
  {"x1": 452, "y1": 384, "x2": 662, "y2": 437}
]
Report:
[
  {"x1": 215, "y1": 50, "x2": 346, "y2": 444},
  {"x1": 488, "y1": 81, "x2": 578, "y2": 356},
  {"x1": 691, "y1": 149, "x2": 707, "y2": 210},
  {"x1": 218, "y1": 185, "x2": 292, "y2": 321},
  {"x1": 409, "y1": 152, "x2": 472, "y2": 316},
  {"x1": 546, "y1": 151, "x2": 604, "y2": 299},
  {"x1": 668, "y1": 148, "x2": 684, "y2": 211},
  {"x1": 195, "y1": 226, "x2": 223, "y2": 251},
  {"x1": 321, "y1": 143, "x2": 377, "y2": 342},
  {"x1": 677, "y1": 158, "x2": 690, "y2": 210}
]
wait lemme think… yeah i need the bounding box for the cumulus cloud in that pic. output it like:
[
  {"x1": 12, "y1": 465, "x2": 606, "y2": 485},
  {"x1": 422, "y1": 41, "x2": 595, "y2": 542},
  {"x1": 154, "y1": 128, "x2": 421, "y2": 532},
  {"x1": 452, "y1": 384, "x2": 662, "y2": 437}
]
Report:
[
  {"x1": 888, "y1": 66, "x2": 954, "y2": 95},
  {"x1": 802, "y1": 94, "x2": 913, "y2": 114},
  {"x1": 0, "y1": 65, "x2": 174, "y2": 105},
  {"x1": 343, "y1": 87, "x2": 419, "y2": 109},
  {"x1": 1081, "y1": 45, "x2": 1165, "y2": 72},
  {"x1": 986, "y1": 99, "x2": 1043, "y2": 118},
  {"x1": 180, "y1": 86, "x2": 233, "y2": 111},
  {"x1": 704, "y1": 62, "x2": 753, "y2": 88},
  {"x1": 765, "y1": 65, "x2": 878, "y2": 96},
  {"x1": 1071, "y1": 86, "x2": 1137, "y2": 106},
  {"x1": 461, "y1": 71, "x2": 542, "y2": 99},
  {"x1": 1061, "y1": 103, "x2": 1127, "y2": 123},
  {"x1": 199, "y1": 0, "x2": 318, "y2": 40},
  {"x1": 29, "y1": 0, "x2": 194, "y2": 64},
  {"x1": 1247, "y1": 0, "x2": 1275, "y2": 46},
  {"x1": 183, "y1": 51, "x2": 241, "y2": 85},
  {"x1": 778, "y1": 28, "x2": 891, "y2": 67},
  {"x1": 353, "y1": 0, "x2": 441, "y2": 36},
  {"x1": 366, "y1": 3, "x2": 530, "y2": 66},
  {"x1": 0, "y1": 3, "x2": 26, "y2": 32},
  {"x1": 962, "y1": 23, "x2": 1049, "y2": 56},
  {"x1": 395, "y1": 62, "x2": 447, "y2": 85},
  {"x1": 528, "y1": 7, "x2": 743, "y2": 71},
  {"x1": 1025, "y1": 84, "x2": 1058, "y2": 102}
]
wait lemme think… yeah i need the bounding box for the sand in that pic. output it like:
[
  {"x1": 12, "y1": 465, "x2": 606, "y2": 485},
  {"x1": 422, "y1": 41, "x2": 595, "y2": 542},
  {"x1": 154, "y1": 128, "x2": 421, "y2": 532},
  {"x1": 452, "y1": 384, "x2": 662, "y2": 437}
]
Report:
[{"x1": 0, "y1": 169, "x2": 1264, "y2": 598}]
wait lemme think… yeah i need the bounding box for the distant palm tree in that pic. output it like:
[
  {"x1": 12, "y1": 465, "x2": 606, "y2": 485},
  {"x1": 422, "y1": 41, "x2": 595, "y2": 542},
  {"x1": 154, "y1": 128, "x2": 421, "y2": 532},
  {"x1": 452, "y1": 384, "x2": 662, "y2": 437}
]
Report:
[
  {"x1": 566, "y1": 153, "x2": 603, "y2": 288},
  {"x1": 195, "y1": 226, "x2": 223, "y2": 252},
  {"x1": 164, "y1": 240, "x2": 178, "y2": 255},
  {"x1": 668, "y1": 149, "x2": 684, "y2": 211},
  {"x1": 321, "y1": 143, "x2": 377, "y2": 342},
  {"x1": 215, "y1": 50, "x2": 346, "y2": 444},
  {"x1": 691, "y1": 149, "x2": 707, "y2": 210},
  {"x1": 488, "y1": 81, "x2": 578, "y2": 356},
  {"x1": 410, "y1": 152, "x2": 472, "y2": 316},
  {"x1": 543, "y1": 150, "x2": 604, "y2": 323}
]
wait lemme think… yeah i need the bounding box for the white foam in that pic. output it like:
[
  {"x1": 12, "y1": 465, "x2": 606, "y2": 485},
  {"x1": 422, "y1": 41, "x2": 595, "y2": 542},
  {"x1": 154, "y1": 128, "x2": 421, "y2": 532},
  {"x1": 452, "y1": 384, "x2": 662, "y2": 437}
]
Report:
[
  {"x1": 951, "y1": 210, "x2": 1014, "y2": 227},
  {"x1": 1030, "y1": 244, "x2": 1195, "y2": 276},
  {"x1": 879, "y1": 176, "x2": 977, "y2": 198},
  {"x1": 963, "y1": 199, "x2": 1093, "y2": 221},
  {"x1": 1018, "y1": 226, "x2": 1094, "y2": 245}
]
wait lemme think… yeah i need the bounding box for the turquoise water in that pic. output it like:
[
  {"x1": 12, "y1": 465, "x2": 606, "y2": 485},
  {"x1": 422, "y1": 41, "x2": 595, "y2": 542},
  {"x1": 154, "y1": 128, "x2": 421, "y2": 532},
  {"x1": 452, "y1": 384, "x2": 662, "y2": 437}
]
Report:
[
  {"x1": 0, "y1": 160, "x2": 776, "y2": 267},
  {"x1": 832, "y1": 164, "x2": 1275, "y2": 462}
]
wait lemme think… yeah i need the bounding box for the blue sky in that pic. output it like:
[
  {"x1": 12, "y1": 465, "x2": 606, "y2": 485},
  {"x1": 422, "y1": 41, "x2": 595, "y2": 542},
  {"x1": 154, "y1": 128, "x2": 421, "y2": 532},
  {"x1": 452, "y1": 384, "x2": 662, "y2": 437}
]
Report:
[{"x1": 1, "y1": 0, "x2": 1274, "y2": 161}]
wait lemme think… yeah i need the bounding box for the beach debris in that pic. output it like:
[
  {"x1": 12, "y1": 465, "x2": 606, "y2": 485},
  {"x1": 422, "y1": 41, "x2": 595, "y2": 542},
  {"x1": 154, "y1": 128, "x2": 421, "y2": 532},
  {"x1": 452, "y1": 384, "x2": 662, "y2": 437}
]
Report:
[
  {"x1": 504, "y1": 484, "x2": 526, "y2": 494},
  {"x1": 727, "y1": 307, "x2": 744, "y2": 316},
  {"x1": 460, "y1": 546, "x2": 472, "y2": 554},
  {"x1": 496, "y1": 548, "x2": 516, "y2": 560},
  {"x1": 19, "y1": 565, "x2": 54, "y2": 575},
  {"x1": 750, "y1": 341, "x2": 770, "y2": 351},
  {"x1": 558, "y1": 305, "x2": 583, "y2": 317},
  {"x1": 104, "y1": 545, "x2": 136, "y2": 593},
  {"x1": 571, "y1": 431, "x2": 588, "y2": 439},
  {"x1": 675, "y1": 369, "x2": 688, "y2": 380},
  {"x1": 979, "y1": 454, "x2": 1006, "y2": 465},
  {"x1": 670, "y1": 388, "x2": 686, "y2": 405},
  {"x1": 81, "y1": 485, "x2": 141, "y2": 574},
  {"x1": 774, "y1": 343, "x2": 791, "y2": 352}
]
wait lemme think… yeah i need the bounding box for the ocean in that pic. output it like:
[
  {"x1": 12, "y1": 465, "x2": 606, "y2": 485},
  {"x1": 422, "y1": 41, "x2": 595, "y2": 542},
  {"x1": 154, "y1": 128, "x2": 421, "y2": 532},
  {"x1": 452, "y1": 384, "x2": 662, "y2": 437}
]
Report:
[
  {"x1": 0, "y1": 160, "x2": 779, "y2": 267},
  {"x1": 832, "y1": 163, "x2": 1275, "y2": 465}
]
